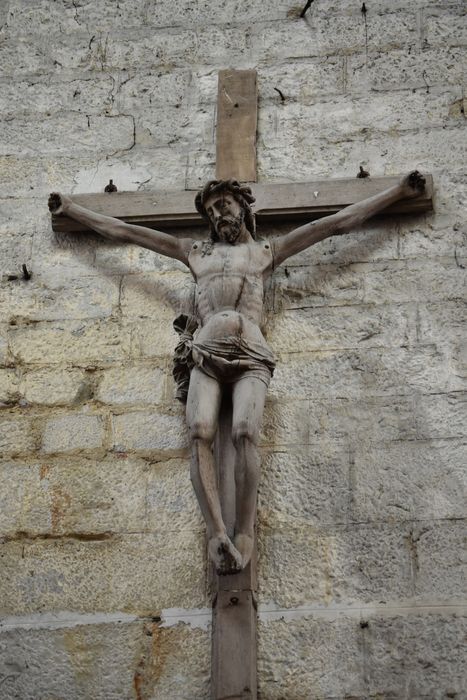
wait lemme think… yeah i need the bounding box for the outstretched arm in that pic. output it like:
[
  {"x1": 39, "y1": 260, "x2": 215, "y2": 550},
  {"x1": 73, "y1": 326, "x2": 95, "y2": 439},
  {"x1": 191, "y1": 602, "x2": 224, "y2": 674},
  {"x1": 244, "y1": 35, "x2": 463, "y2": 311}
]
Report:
[
  {"x1": 48, "y1": 193, "x2": 193, "y2": 266},
  {"x1": 272, "y1": 171, "x2": 426, "y2": 268}
]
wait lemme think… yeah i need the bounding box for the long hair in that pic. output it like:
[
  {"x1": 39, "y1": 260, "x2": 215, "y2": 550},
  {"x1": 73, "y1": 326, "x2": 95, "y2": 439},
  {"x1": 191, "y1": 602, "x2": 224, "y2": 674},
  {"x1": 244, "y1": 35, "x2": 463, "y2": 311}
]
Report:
[{"x1": 194, "y1": 179, "x2": 256, "y2": 240}]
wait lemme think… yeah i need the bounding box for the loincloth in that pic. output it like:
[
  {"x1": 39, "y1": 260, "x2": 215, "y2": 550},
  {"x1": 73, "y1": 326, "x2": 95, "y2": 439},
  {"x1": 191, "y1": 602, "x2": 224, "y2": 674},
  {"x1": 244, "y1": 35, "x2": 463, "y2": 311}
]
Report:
[
  {"x1": 192, "y1": 336, "x2": 275, "y2": 387},
  {"x1": 172, "y1": 314, "x2": 275, "y2": 403}
]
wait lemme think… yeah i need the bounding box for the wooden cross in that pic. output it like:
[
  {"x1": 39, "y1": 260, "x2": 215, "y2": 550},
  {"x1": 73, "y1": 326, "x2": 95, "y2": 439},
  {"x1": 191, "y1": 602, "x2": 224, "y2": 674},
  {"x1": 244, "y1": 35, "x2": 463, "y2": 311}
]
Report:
[{"x1": 52, "y1": 70, "x2": 433, "y2": 700}]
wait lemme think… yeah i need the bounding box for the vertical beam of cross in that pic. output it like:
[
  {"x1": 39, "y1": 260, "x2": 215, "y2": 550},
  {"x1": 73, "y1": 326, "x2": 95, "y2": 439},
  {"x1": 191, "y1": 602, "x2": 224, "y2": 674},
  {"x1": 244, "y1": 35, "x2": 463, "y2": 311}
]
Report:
[{"x1": 211, "y1": 69, "x2": 259, "y2": 700}]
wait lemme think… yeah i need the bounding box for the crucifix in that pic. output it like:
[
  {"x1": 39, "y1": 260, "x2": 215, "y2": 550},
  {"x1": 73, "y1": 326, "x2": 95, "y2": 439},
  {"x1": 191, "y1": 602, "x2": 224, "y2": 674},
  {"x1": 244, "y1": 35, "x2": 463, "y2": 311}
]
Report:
[{"x1": 50, "y1": 70, "x2": 432, "y2": 700}]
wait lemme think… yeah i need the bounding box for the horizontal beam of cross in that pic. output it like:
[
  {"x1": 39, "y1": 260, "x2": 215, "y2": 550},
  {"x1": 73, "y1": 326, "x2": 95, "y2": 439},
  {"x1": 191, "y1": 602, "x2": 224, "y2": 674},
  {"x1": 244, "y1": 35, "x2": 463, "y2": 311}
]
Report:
[{"x1": 51, "y1": 175, "x2": 433, "y2": 234}]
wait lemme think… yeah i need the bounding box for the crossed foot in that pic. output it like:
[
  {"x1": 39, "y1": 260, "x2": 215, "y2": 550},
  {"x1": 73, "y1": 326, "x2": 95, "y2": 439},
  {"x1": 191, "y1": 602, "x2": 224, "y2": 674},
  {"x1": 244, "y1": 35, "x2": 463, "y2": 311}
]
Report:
[{"x1": 209, "y1": 533, "x2": 254, "y2": 575}]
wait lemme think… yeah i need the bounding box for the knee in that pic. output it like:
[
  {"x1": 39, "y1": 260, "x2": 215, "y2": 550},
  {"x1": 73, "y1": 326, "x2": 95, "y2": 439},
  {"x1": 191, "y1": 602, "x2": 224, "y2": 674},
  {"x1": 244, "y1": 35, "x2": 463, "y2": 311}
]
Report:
[
  {"x1": 231, "y1": 421, "x2": 258, "y2": 448},
  {"x1": 189, "y1": 419, "x2": 216, "y2": 443}
]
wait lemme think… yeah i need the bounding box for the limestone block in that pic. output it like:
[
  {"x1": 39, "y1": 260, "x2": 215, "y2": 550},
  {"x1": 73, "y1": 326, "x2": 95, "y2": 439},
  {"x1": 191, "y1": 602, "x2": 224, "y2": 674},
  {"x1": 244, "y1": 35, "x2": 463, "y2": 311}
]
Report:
[
  {"x1": 258, "y1": 524, "x2": 330, "y2": 607},
  {"x1": 0, "y1": 197, "x2": 49, "y2": 236},
  {"x1": 121, "y1": 271, "x2": 194, "y2": 320},
  {"x1": 0, "y1": 326, "x2": 9, "y2": 366},
  {"x1": 253, "y1": 11, "x2": 418, "y2": 60},
  {"x1": 0, "y1": 621, "x2": 147, "y2": 700},
  {"x1": 0, "y1": 415, "x2": 37, "y2": 456},
  {"x1": 104, "y1": 28, "x2": 197, "y2": 71},
  {"x1": 261, "y1": 399, "x2": 312, "y2": 447},
  {"x1": 364, "y1": 613, "x2": 467, "y2": 698},
  {"x1": 145, "y1": 457, "x2": 203, "y2": 533},
  {"x1": 306, "y1": 395, "x2": 418, "y2": 444},
  {"x1": 111, "y1": 409, "x2": 188, "y2": 454},
  {"x1": 0, "y1": 369, "x2": 19, "y2": 406},
  {"x1": 0, "y1": 230, "x2": 33, "y2": 275},
  {"x1": 137, "y1": 104, "x2": 214, "y2": 150},
  {"x1": 0, "y1": 74, "x2": 115, "y2": 119},
  {"x1": 192, "y1": 24, "x2": 251, "y2": 65},
  {"x1": 9, "y1": 320, "x2": 131, "y2": 365},
  {"x1": 328, "y1": 523, "x2": 413, "y2": 604},
  {"x1": 145, "y1": 0, "x2": 295, "y2": 27},
  {"x1": 363, "y1": 259, "x2": 466, "y2": 305},
  {"x1": 258, "y1": 57, "x2": 345, "y2": 102},
  {"x1": 352, "y1": 438, "x2": 467, "y2": 522},
  {"x1": 96, "y1": 364, "x2": 166, "y2": 406},
  {"x1": 20, "y1": 368, "x2": 87, "y2": 406},
  {"x1": 0, "y1": 275, "x2": 120, "y2": 324},
  {"x1": 417, "y1": 301, "x2": 467, "y2": 349},
  {"x1": 414, "y1": 522, "x2": 466, "y2": 599},
  {"x1": 0, "y1": 455, "x2": 148, "y2": 536},
  {"x1": 130, "y1": 318, "x2": 181, "y2": 362},
  {"x1": 41, "y1": 413, "x2": 106, "y2": 454},
  {"x1": 273, "y1": 262, "x2": 365, "y2": 309},
  {"x1": 0, "y1": 532, "x2": 206, "y2": 615},
  {"x1": 259, "y1": 88, "x2": 460, "y2": 148},
  {"x1": 415, "y1": 393, "x2": 467, "y2": 440},
  {"x1": 425, "y1": 9, "x2": 467, "y2": 48},
  {"x1": 259, "y1": 125, "x2": 467, "y2": 181},
  {"x1": 399, "y1": 223, "x2": 467, "y2": 260},
  {"x1": 347, "y1": 47, "x2": 467, "y2": 93},
  {"x1": 258, "y1": 616, "x2": 364, "y2": 699},
  {"x1": 185, "y1": 148, "x2": 216, "y2": 189},
  {"x1": 0, "y1": 35, "x2": 53, "y2": 77},
  {"x1": 268, "y1": 303, "x2": 413, "y2": 354},
  {"x1": 7, "y1": 0, "x2": 148, "y2": 35},
  {"x1": 270, "y1": 345, "x2": 465, "y2": 400},
  {"x1": 114, "y1": 70, "x2": 193, "y2": 113},
  {"x1": 0, "y1": 156, "x2": 79, "y2": 198},
  {"x1": 259, "y1": 447, "x2": 350, "y2": 527},
  {"x1": 0, "y1": 114, "x2": 134, "y2": 157},
  {"x1": 0, "y1": 621, "x2": 210, "y2": 700}
]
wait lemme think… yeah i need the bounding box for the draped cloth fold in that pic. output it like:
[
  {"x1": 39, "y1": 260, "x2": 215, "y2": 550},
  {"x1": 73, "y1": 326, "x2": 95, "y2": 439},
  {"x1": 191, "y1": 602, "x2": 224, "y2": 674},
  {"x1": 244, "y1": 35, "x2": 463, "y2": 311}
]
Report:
[{"x1": 173, "y1": 315, "x2": 275, "y2": 403}]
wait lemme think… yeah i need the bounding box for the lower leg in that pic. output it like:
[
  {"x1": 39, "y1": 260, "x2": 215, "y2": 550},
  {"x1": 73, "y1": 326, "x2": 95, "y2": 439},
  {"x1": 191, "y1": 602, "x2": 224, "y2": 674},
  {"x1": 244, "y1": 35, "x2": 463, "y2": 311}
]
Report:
[
  {"x1": 191, "y1": 438, "x2": 242, "y2": 575},
  {"x1": 233, "y1": 435, "x2": 260, "y2": 567}
]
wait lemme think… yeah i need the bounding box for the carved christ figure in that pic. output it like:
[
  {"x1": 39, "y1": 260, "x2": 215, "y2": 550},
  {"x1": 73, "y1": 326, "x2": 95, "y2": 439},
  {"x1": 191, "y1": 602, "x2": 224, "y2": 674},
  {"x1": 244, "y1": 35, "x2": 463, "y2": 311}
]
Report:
[{"x1": 48, "y1": 171, "x2": 425, "y2": 575}]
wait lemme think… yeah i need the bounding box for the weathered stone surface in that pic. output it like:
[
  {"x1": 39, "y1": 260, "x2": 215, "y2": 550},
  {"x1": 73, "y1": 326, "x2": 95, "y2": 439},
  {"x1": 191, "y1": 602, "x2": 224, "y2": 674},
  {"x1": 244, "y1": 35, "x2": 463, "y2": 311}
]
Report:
[
  {"x1": 253, "y1": 11, "x2": 418, "y2": 60},
  {"x1": 0, "y1": 275, "x2": 120, "y2": 323},
  {"x1": 414, "y1": 522, "x2": 466, "y2": 600},
  {"x1": 268, "y1": 303, "x2": 414, "y2": 353},
  {"x1": 0, "y1": 369, "x2": 19, "y2": 406},
  {"x1": 20, "y1": 367, "x2": 87, "y2": 406},
  {"x1": 146, "y1": 457, "x2": 203, "y2": 533},
  {"x1": 258, "y1": 57, "x2": 345, "y2": 102},
  {"x1": 0, "y1": 620, "x2": 210, "y2": 700},
  {"x1": 111, "y1": 409, "x2": 188, "y2": 455},
  {"x1": 352, "y1": 439, "x2": 467, "y2": 522},
  {"x1": 0, "y1": 532, "x2": 206, "y2": 615},
  {"x1": 0, "y1": 74, "x2": 115, "y2": 118},
  {"x1": 270, "y1": 345, "x2": 465, "y2": 400},
  {"x1": 347, "y1": 47, "x2": 467, "y2": 93},
  {"x1": 0, "y1": 456, "x2": 148, "y2": 537},
  {"x1": 259, "y1": 447, "x2": 350, "y2": 526},
  {"x1": 0, "y1": 114, "x2": 135, "y2": 157},
  {"x1": 96, "y1": 363, "x2": 167, "y2": 406},
  {"x1": 9, "y1": 320, "x2": 131, "y2": 366},
  {"x1": 0, "y1": 415, "x2": 37, "y2": 456},
  {"x1": 41, "y1": 413, "x2": 106, "y2": 454},
  {"x1": 365, "y1": 613, "x2": 467, "y2": 698},
  {"x1": 258, "y1": 616, "x2": 365, "y2": 698},
  {"x1": 425, "y1": 8, "x2": 467, "y2": 48}
]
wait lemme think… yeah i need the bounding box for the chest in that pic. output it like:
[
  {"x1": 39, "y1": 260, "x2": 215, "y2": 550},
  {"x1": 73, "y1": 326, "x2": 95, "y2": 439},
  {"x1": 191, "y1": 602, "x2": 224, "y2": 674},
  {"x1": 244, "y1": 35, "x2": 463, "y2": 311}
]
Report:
[{"x1": 188, "y1": 242, "x2": 272, "y2": 282}]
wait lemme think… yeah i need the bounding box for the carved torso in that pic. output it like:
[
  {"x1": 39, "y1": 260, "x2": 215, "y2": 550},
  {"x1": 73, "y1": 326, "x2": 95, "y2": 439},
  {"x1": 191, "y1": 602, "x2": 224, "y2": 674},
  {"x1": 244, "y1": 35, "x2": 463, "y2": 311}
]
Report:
[{"x1": 188, "y1": 239, "x2": 273, "y2": 346}]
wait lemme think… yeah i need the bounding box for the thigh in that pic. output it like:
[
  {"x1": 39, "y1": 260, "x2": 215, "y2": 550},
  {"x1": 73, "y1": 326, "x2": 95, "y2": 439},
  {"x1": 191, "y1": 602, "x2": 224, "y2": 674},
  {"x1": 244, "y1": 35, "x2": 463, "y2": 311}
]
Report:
[
  {"x1": 186, "y1": 366, "x2": 222, "y2": 439},
  {"x1": 231, "y1": 374, "x2": 268, "y2": 444}
]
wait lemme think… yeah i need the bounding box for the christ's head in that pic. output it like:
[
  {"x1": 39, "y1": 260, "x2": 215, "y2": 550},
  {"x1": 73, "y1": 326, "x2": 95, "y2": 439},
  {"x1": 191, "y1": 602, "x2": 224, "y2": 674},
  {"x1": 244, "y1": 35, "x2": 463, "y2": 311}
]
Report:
[{"x1": 195, "y1": 179, "x2": 256, "y2": 244}]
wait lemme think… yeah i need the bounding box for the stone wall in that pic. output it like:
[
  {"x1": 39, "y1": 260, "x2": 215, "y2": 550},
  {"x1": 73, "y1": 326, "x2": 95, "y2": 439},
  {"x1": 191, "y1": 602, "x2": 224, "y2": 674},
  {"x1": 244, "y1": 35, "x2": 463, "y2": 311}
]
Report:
[{"x1": 0, "y1": 1, "x2": 466, "y2": 698}]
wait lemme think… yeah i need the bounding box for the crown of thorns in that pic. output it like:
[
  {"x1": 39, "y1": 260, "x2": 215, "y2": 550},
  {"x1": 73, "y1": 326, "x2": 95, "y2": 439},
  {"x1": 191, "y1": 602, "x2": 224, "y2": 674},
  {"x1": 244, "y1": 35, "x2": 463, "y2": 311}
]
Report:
[{"x1": 194, "y1": 179, "x2": 256, "y2": 239}]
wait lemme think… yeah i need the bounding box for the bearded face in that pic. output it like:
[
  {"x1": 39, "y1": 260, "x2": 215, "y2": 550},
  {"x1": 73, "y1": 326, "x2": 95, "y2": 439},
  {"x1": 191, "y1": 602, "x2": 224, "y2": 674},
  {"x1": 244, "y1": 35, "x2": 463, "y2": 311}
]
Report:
[
  {"x1": 204, "y1": 192, "x2": 246, "y2": 245},
  {"x1": 217, "y1": 207, "x2": 245, "y2": 244}
]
